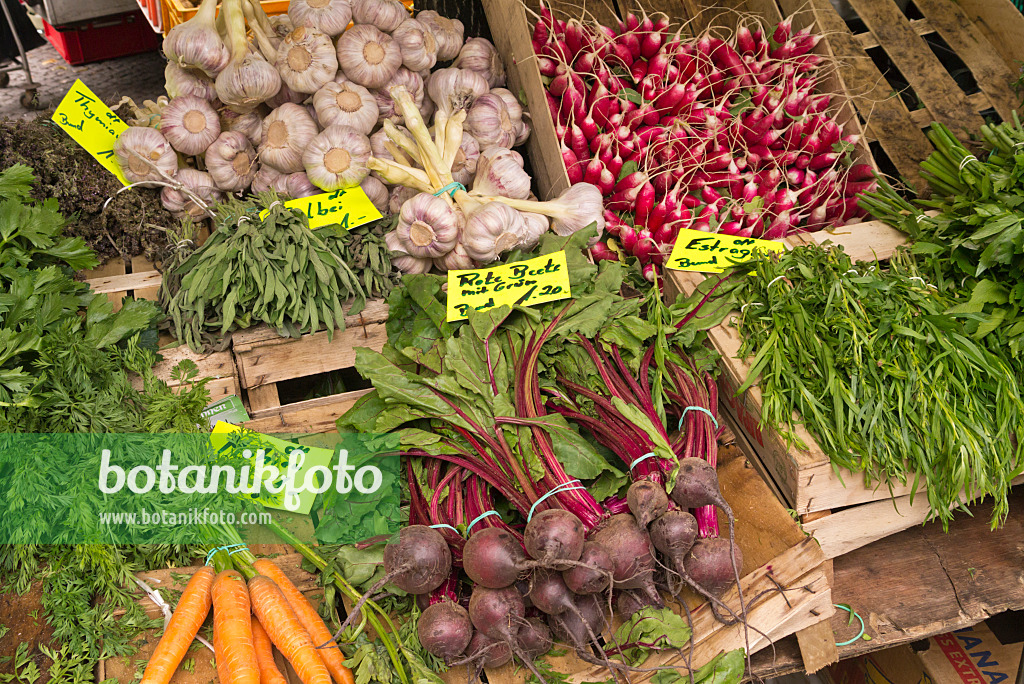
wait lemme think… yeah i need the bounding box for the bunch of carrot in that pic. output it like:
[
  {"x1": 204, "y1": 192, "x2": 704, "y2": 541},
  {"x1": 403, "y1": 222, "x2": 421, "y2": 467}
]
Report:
[{"x1": 140, "y1": 544, "x2": 354, "y2": 684}]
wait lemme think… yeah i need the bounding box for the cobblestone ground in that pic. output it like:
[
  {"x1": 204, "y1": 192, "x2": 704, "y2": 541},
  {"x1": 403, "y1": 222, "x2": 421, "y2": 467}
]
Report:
[{"x1": 0, "y1": 42, "x2": 165, "y2": 119}]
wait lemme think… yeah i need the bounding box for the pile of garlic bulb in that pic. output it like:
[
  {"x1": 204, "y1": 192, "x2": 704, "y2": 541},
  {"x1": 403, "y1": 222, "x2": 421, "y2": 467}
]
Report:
[{"x1": 115, "y1": 0, "x2": 604, "y2": 272}]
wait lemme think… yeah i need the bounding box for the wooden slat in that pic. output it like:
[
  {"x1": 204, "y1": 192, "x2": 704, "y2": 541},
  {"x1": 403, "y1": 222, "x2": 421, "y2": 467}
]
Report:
[
  {"x1": 247, "y1": 383, "x2": 282, "y2": 412},
  {"x1": 854, "y1": 18, "x2": 933, "y2": 50},
  {"x1": 85, "y1": 269, "x2": 162, "y2": 295},
  {"x1": 908, "y1": 91, "x2": 991, "y2": 128},
  {"x1": 795, "y1": 620, "x2": 839, "y2": 673},
  {"x1": 230, "y1": 299, "x2": 390, "y2": 350},
  {"x1": 131, "y1": 256, "x2": 162, "y2": 301},
  {"x1": 952, "y1": 0, "x2": 1024, "y2": 81},
  {"x1": 844, "y1": 0, "x2": 986, "y2": 133},
  {"x1": 243, "y1": 389, "x2": 372, "y2": 434},
  {"x1": 912, "y1": 0, "x2": 1022, "y2": 123}
]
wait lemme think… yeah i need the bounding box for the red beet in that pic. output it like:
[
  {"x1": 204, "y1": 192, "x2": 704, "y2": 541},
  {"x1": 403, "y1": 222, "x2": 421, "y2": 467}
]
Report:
[
  {"x1": 627, "y1": 480, "x2": 669, "y2": 529},
  {"x1": 463, "y1": 527, "x2": 527, "y2": 589},
  {"x1": 523, "y1": 509, "x2": 585, "y2": 570},
  {"x1": 561, "y1": 541, "x2": 613, "y2": 595},
  {"x1": 417, "y1": 601, "x2": 473, "y2": 661}
]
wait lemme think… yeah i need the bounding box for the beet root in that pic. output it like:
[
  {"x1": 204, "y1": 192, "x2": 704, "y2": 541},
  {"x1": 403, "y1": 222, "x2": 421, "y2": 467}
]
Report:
[
  {"x1": 616, "y1": 588, "x2": 664, "y2": 618},
  {"x1": 468, "y1": 585, "x2": 525, "y2": 642},
  {"x1": 684, "y1": 537, "x2": 743, "y2": 596},
  {"x1": 588, "y1": 514, "x2": 658, "y2": 596},
  {"x1": 463, "y1": 526, "x2": 526, "y2": 589},
  {"x1": 548, "y1": 592, "x2": 606, "y2": 647},
  {"x1": 523, "y1": 508, "x2": 585, "y2": 570},
  {"x1": 517, "y1": 617, "x2": 553, "y2": 661},
  {"x1": 561, "y1": 540, "x2": 613, "y2": 595},
  {"x1": 465, "y1": 631, "x2": 512, "y2": 668},
  {"x1": 382, "y1": 525, "x2": 453, "y2": 594},
  {"x1": 669, "y1": 457, "x2": 730, "y2": 513},
  {"x1": 417, "y1": 601, "x2": 473, "y2": 661},
  {"x1": 648, "y1": 510, "x2": 698, "y2": 560},
  {"x1": 527, "y1": 569, "x2": 575, "y2": 616},
  {"x1": 627, "y1": 480, "x2": 669, "y2": 529}
]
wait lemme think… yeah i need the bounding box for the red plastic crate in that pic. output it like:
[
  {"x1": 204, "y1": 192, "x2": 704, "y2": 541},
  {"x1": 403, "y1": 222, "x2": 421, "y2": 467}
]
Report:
[{"x1": 43, "y1": 10, "x2": 161, "y2": 66}]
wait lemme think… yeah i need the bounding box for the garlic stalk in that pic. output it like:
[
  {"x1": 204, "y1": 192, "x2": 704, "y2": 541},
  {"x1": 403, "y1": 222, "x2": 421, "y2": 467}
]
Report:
[
  {"x1": 389, "y1": 85, "x2": 453, "y2": 191},
  {"x1": 336, "y1": 25, "x2": 401, "y2": 89},
  {"x1": 114, "y1": 127, "x2": 179, "y2": 185},
  {"x1": 426, "y1": 67, "x2": 488, "y2": 119},
  {"x1": 303, "y1": 125, "x2": 371, "y2": 190},
  {"x1": 165, "y1": 63, "x2": 217, "y2": 100},
  {"x1": 215, "y1": 0, "x2": 281, "y2": 112},
  {"x1": 392, "y1": 18, "x2": 438, "y2": 72},
  {"x1": 313, "y1": 81, "x2": 377, "y2": 134},
  {"x1": 452, "y1": 37, "x2": 505, "y2": 88},
  {"x1": 476, "y1": 183, "x2": 606, "y2": 236},
  {"x1": 461, "y1": 202, "x2": 523, "y2": 263},
  {"x1": 259, "y1": 103, "x2": 319, "y2": 173},
  {"x1": 395, "y1": 192, "x2": 463, "y2": 258},
  {"x1": 352, "y1": 0, "x2": 407, "y2": 32},
  {"x1": 288, "y1": 0, "x2": 352, "y2": 38},
  {"x1": 162, "y1": 0, "x2": 230, "y2": 77},
  {"x1": 205, "y1": 130, "x2": 257, "y2": 192},
  {"x1": 466, "y1": 92, "x2": 519, "y2": 151},
  {"x1": 470, "y1": 147, "x2": 531, "y2": 199},
  {"x1": 367, "y1": 157, "x2": 431, "y2": 192},
  {"x1": 374, "y1": 68, "x2": 424, "y2": 124},
  {"x1": 382, "y1": 120, "x2": 422, "y2": 166},
  {"x1": 276, "y1": 26, "x2": 338, "y2": 94},
  {"x1": 360, "y1": 175, "x2": 389, "y2": 214},
  {"x1": 242, "y1": 0, "x2": 278, "y2": 61},
  {"x1": 416, "y1": 11, "x2": 464, "y2": 61},
  {"x1": 160, "y1": 95, "x2": 221, "y2": 155},
  {"x1": 385, "y1": 229, "x2": 432, "y2": 274},
  {"x1": 160, "y1": 168, "x2": 223, "y2": 219}
]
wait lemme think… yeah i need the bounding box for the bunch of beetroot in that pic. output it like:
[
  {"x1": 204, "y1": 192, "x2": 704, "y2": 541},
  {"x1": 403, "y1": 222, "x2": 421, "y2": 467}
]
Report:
[{"x1": 531, "y1": 5, "x2": 876, "y2": 277}]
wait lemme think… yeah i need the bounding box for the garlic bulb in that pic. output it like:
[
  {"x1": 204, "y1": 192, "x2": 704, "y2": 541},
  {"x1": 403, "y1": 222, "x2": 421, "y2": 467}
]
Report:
[
  {"x1": 491, "y1": 87, "x2": 528, "y2": 144},
  {"x1": 392, "y1": 18, "x2": 437, "y2": 72},
  {"x1": 313, "y1": 81, "x2": 377, "y2": 134},
  {"x1": 288, "y1": 0, "x2": 352, "y2": 38},
  {"x1": 285, "y1": 172, "x2": 321, "y2": 198},
  {"x1": 304, "y1": 125, "x2": 371, "y2": 190},
  {"x1": 259, "y1": 103, "x2": 319, "y2": 173},
  {"x1": 276, "y1": 26, "x2": 339, "y2": 94},
  {"x1": 416, "y1": 11, "x2": 464, "y2": 61},
  {"x1": 160, "y1": 95, "x2": 221, "y2": 155},
  {"x1": 385, "y1": 230, "x2": 432, "y2": 274},
  {"x1": 336, "y1": 25, "x2": 402, "y2": 89},
  {"x1": 252, "y1": 164, "x2": 289, "y2": 194},
  {"x1": 426, "y1": 67, "x2": 488, "y2": 117},
  {"x1": 165, "y1": 63, "x2": 217, "y2": 101},
  {"x1": 388, "y1": 184, "x2": 417, "y2": 214},
  {"x1": 270, "y1": 14, "x2": 294, "y2": 39},
  {"x1": 360, "y1": 175, "x2": 389, "y2": 215},
  {"x1": 161, "y1": 168, "x2": 223, "y2": 219},
  {"x1": 162, "y1": 0, "x2": 230, "y2": 77},
  {"x1": 515, "y1": 119, "x2": 531, "y2": 146},
  {"x1": 265, "y1": 80, "x2": 307, "y2": 109},
  {"x1": 450, "y1": 132, "x2": 480, "y2": 186},
  {"x1": 395, "y1": 193, "x2": 463, "y2": 258},
  {"x1": 352, "y1": 0, "x2": 407, "y2": 32},
  {"x1": 488, "y1": 182, "x2": 606, "y2": 237},
  {"x1": 467, "y1": 93, "x2": 520, "y2": 151},
  {"x1": 205, "y1": 131, "x2": 257, "y2": 192},
  {"x1": 462, "y1": 202, "x2": 524, "y2": 263},
  {"x1": 114, "y1": 127, "x2": 178, "y2": 185},
  {"x1": 215, "y1": 50, "x2": 281, "y2": 112},
  {"x1": 419, "y1": 89, "x2": 435, "y2": 122},
  {"x1": 220, "y1": 107, "x2": 263, "y2": 146},
  {"x1": 471, "y1": 147, "x2": 531, "y2": 199},
  {"x1": 452, "y1": 38, "x2": 505, "y2": 88},
  {"x1": 514, "y1": 212, "x2": 549, "y2": 250},
  {"x1": 433, "y1": 241, "x2": 477, "y2": 272},
  {"x1": 374, "y1": 68, "x2": 424, "y2": 124}
]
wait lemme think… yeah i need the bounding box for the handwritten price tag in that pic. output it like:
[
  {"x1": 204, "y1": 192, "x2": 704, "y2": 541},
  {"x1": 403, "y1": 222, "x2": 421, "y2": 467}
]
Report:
[
  {"x1": 51, "y1": 79, "x2": 128, "y2": 185},
  {"x1": 261, "y1": 187, "x2": 383, "y2": 229},
  {"x1": 667, "y1": 229, "x2": 784, "y2": 273},
  {"x1": 446, "y1": 252, "x2": 571, "y2": 322}
]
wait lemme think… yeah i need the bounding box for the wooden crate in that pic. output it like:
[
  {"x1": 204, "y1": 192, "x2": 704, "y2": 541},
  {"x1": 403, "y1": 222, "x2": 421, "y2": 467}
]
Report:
[
  {"x1": 665, "y1": 221, "x2": 1023, "y2": 560},
  {"x1": 81, "y1": 256, "x2": 162, "y2": 310},
  {"x1": 233, "y1": 299, "x2": 389, "y2": 434}
]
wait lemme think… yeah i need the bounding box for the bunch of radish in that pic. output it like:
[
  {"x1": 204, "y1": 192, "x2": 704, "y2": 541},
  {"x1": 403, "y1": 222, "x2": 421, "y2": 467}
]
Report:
[{"x1": 531, "y1": 5, "x2": 876, "y2": 277}]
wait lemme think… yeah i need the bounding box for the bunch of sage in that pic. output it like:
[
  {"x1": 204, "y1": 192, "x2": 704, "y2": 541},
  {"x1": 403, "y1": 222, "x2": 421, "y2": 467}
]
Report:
[
  {"x1": 162, "y1": 193, "x2": 367, "y2": 352},
  {"x1": 332, "y1": 219, "x2": 401, "y2": 300}
]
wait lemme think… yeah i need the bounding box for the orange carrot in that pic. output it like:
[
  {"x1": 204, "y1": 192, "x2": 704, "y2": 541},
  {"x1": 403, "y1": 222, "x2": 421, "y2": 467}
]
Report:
[
  {"x1": 252, "y1": 559, "x2": 355, "y2": 684},
  {"x1": 141, "y1": 566, "x2": 214, "y2": 684},
  {"x1": 247, "y1": 575, "x2": 332, "y2": 684},
  {"x1": 212, "y1": 570, "x2": 260, "y2": 684},
  {"x1": 252, "y1": 616, "x2": 288, "y2": 684}
]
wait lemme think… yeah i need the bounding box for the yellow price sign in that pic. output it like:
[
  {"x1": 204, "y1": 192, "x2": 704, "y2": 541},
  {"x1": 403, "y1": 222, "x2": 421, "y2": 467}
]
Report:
[
  {"x1": 51, "y1": 79, "x2": 128, "y2": 185},
  {"x1": 260, "y1": 187, "x2": 383, "y2": 229},
  {"x1": 446, "y1": 252, "x2": 571, "y2": 322},
  {"x1": 666, "y1": 229, "x2": 784, "y2": 273}
]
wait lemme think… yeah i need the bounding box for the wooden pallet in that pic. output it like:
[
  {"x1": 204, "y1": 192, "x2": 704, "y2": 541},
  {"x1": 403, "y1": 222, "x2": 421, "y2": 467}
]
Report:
[{"x1": 233, "y1": 299, "x2": 390, "y2": 434}]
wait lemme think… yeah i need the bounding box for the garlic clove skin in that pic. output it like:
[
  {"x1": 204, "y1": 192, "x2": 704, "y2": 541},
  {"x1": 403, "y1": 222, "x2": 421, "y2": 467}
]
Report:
[
  {"x1": 395, "y1": 192, "x2": 463, "y2": 258},
  {"x1": 392, "y1": 18, "x2": 438, "y2": 73},
  {"x1": 336, "y1": 24, "x2": 402, "y2": 90},
  {"x1": 462, "y1": 202, "x2": 523, "y2": 264},
  {"x1": 114, "y1": 126, "x2": 179, "y2": 185},
  {"x1": 285, "y1": 172, "x2": 321, "y2": 198},
  {"x1": 490, "y1": 87, "x2": 529, "y2": 145},
  {"x1": 205, "y1": 130, "x2": 257, "y2": 192},
  {"x1": 373, "y1": 68, "x2": 424, "y2": 125},
  {"x1": 259, "y1": 102, "x2": 319, "y2": 173},
  {"x1": 466, "y1": 92, "x2": 520, "y2": 151},
  {"x1": 360, "y1": 175, "x2": 389, "y2": 215},
  {"x1": 352, "y1": 0, "x2": 408, "y2": 32},
  {"x1": 215, "y1": 50, "x2": 281, "y2": 113},
  {"x1": 385, "y1": 229, "x2": 432, "y2": 274},
  {"x1": 276, "y1": 26, "x2": 339, "y2": 95},
  {"x1": 452, "y1": 37, "x2": 505, "y2": 88},
  {"x1": 515, "y1": 118, "x2": 531, "y2": 146},
  {"x1": 513, "y1": 212, "x2": 550, "y2": 250},
  {"x1": 470, "y1": 146, "x2": 531, "y2": 199},
  {"x1": 450, "y1": 131, "x2": 480, "y2": 186},
  {"x1": 303, "y1": 124, "x2": 371, "y2": 190},
  {"x1": 288, "y1": 0, "x2": 352, "y2": 38},
  {"x1": 416, "y1": 11, "x2": 464, "y2": 61},
  {"x1": 313, "y1": 80, "x2": 378, "y2": 134},
  {"x1": 388, "y1": 184, "x2": 417, "y2": 214},
  {"x1": 165, "y1": 63, "x2": 217, "y2": 101},
  {"x1": 160, "y1": 95, "x2": 221, "y2": 156},
  {"x1": 219, "y1": 106, "x2": 264, "y2": 146},
  {"x1": 426, "y1": 67, "x2": 488, "y2": 118},
  {"x1": 433, "y1": 241, "x2": 478, "y2": 272},
  {"x1": 160, "y1": 168, "x2": 223, "y2": 219},
  {"x1": 251, "y1": 164, "x2": 289, "y2": 194},
  {"x1": 162, "y1": 0, "x2": 230, "y2": 77}
]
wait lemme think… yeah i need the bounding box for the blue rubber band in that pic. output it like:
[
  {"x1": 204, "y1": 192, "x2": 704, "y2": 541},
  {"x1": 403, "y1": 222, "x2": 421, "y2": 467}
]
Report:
[
  {"x1": 466, "y1": 510, "x2": 501, "y2": 534},
  {"x1": 228, "y1": 546, "x2": 249, "y2": 556},
  {"x1": 432, "y1": 182, "x2": 466, "y2": 198},
  {"x1": 833, "y1": 604, "x2": 866, "y2": 646},
  {"x1": 678, "y1": 406, "x2": 719, "y2": 431},
  {"x1": 630, "y1": 452, "x2": 656, "y2": 470},
  {"x1": 205, "y1": 543, "x2": 245, "y2": 566},
  {"x1": 429, "y1": 524, "x2": 460, "y2": 535},
  {"x1": 527, "y1": 481, "x2": 586, "y2": 523}
]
